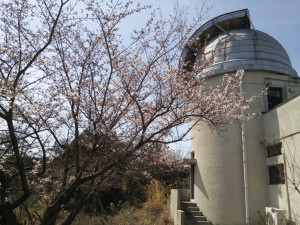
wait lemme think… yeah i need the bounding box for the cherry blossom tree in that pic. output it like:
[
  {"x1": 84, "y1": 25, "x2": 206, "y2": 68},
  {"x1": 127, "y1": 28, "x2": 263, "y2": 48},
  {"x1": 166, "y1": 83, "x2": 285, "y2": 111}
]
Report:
[
  {"x1": 0, "y1": 0, "x2": 71, "y2": 224},
  {"x1": 0, "y1": 0, "x2": 259, "y2": 224}
]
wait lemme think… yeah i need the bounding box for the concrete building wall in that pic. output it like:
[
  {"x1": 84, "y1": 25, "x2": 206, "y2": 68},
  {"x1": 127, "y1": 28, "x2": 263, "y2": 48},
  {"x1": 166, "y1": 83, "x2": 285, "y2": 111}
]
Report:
[
  {"x1": 191, "y1": 121, "x2": 246, "y2": 224},
  {"x1": 263, "y1": 94, "x2": 300, "y2": 224},
  {"x1": 191, "y1": 71, "x2": 300, "y2": 225},
  {"x1": 191, "y1": 71, "x2": 268, "y2": 225}
]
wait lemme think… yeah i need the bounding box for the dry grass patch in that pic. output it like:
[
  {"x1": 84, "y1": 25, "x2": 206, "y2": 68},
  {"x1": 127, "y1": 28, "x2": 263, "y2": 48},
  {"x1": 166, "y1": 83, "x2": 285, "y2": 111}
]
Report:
[{"x1": 71, "y1": 179, "x2": 173, "y2": 225}]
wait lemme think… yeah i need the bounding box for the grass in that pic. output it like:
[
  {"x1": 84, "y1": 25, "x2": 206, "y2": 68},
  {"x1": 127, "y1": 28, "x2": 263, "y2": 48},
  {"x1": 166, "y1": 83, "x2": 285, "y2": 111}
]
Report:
[
  {"x1": 72, "y1": 204, "x2": 172, "y2": 225},
  {"x1": 71, "y1": 180, "x2": 173, "y2": 225}
]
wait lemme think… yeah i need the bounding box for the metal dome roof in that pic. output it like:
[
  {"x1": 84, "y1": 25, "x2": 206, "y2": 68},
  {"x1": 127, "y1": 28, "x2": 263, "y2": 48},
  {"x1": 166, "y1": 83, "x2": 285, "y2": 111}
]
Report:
[
  {"x1": 182, "y1": 9, "x2": 297, "y2": 77},
  {"x1": 199, "y1": 29, "x2": 297, "y2": 76}
]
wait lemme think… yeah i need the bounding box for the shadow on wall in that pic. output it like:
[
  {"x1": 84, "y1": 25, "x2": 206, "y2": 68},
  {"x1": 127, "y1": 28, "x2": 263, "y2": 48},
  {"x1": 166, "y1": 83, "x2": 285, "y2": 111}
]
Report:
[{"x1": 194, "y1": 162, "x2": 209, "y2": 200}]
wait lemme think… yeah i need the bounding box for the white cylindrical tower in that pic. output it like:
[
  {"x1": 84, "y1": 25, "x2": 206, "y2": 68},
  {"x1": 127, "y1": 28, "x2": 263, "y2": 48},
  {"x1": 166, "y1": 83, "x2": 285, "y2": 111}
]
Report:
[{"x1": 183, "y1": 9, "x2": 298, "y2": 225}]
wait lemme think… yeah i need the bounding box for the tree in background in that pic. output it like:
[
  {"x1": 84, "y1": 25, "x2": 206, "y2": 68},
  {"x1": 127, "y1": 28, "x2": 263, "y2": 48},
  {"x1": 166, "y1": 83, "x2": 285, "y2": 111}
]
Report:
[{"x1": 0, "y1": 0, "x2": 259, "y2": 224}]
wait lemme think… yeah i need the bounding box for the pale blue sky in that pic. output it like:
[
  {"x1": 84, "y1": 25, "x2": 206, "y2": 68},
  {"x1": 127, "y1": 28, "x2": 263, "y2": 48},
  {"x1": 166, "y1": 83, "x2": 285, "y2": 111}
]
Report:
[{"x1": 134, "y1": 0, "x2": 300, "y2": 74}]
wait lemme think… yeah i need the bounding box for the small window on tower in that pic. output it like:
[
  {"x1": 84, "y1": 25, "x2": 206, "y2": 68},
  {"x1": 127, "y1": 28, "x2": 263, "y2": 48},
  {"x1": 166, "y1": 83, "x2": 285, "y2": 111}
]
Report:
[
  {"x1": 267, "y1": 142, "x2": 282, "y2": 157},
  {"x1": 267, "y1": 88, "x2": 283, "y2": 110},
  {"x1": 269, "y1": 164, "x2": 285, "y2": 185}
]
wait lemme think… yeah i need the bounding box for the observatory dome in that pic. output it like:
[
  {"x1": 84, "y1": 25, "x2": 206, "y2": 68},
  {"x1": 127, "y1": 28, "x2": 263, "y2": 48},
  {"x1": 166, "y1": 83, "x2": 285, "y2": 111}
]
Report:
[
  {"x1": 199, "y1": 29, "x2": 297, "y2": 76},
  {"x1": 181, "y1": 9, "x2": 297, "y2": 77}
]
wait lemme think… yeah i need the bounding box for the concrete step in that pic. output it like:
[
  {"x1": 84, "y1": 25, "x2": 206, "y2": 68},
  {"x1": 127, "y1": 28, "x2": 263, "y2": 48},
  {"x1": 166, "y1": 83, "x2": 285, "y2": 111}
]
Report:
[
  {"x1": 181, "y1": 201, "x2": 197, "y2": 206},
  {"x1": 185, "y1": 216, "x2": 207, "y2": 221},
  {"x1": 184, "y1": 206, "x2": 200, "y2": 211},
  {"x1": 185, "y1": 211, "x2": 203, "y2": 216},
  {"x1": 185, "y1": 221, "x2": 211, "y2": 225},
  {"x1": 181, "y1": 201, "x2": 211, "y2": 225}
]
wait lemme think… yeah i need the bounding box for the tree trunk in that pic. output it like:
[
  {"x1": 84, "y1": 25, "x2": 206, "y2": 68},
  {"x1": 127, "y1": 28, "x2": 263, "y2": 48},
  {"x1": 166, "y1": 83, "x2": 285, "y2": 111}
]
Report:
[
  {"x1": 40, "y1": 183, "x2": 78, "y2": 225},
  {"x1": 61, "y1": 198, "x2": 87, "y2": 225},
  {"x1": 0, "y1": 203, "x2": 22, "y2": 225},
  {"x1": 40, "y1": 203, "x2": 63, "y2": 225}
]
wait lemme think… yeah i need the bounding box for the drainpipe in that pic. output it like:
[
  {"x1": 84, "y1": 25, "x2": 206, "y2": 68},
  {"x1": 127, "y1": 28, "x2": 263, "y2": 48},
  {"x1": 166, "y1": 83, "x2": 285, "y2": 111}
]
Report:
[
  {"x1": 240, "y1": 79, "x2": 249, "y2": 225},
  {"x1": 283, "y1": 153, "x2": 292, "y2": 221},
  {"x1": 190, "y1": 151, "x2": 195, "y2": 199}
]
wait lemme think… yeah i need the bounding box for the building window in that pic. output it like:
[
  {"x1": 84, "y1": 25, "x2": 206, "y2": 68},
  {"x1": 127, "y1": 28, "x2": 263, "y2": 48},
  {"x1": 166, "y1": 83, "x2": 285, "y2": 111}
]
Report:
[
  {"x1": 269, "y1": 164, "x2": 285, "y2": 184},
  {"x1": 267, "y1": 88, "x2": 283, "y2": 110},
  {"x1": 267, "y1": 142, "x2": 282, "y2": 157}
]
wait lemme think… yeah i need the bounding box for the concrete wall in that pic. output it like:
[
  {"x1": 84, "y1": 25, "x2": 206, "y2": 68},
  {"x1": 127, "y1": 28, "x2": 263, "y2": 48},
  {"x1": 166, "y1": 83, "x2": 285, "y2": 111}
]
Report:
[
  {"x1": 170, "y1": 189, "x2": 190, "y2": 225},
  {"x1": 263, "y1": 94, "x2": 300, "y2": 224},
  {"x1": 191, "y1": 122, "x2": 247, "y2": 225},
  {"x1": 191, "y1": 71, "x2": 300, "y2": 225}
]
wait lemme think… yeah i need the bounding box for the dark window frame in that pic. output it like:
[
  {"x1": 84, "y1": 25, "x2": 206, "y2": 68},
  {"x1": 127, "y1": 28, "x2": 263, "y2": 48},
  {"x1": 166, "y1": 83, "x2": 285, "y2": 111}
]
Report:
[
  {"x1": 267, "y1": 87, "x2": 283, "y2": 110},
  {"x1": 268, "y1": 164, "x2": 285, "y2": 185},
  {"x1": 267, "y1": 142, "x2": 282, "y2": 157}
]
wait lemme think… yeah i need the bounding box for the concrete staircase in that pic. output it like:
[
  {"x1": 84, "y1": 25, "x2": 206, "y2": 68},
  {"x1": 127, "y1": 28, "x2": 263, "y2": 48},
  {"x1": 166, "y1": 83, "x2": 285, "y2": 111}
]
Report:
[{"x1": 181, "y1": 201, "x2": 211, "y2": 225}]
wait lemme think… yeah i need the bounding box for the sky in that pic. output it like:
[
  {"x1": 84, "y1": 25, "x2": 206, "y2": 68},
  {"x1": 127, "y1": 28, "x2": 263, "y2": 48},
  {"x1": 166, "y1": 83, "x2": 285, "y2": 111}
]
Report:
[{"x1": 136, "y1": 0, "x2": 300, "y2": 75}]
